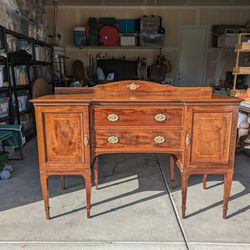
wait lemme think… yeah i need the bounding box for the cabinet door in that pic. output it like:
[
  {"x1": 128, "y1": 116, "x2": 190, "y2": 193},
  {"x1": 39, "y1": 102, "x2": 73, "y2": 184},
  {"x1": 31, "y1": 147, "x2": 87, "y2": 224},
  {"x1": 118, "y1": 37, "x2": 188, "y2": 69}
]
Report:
[
  {"x1": 186, "y1": 106, "x2": 238, "y2": 168},
  {"x1": 35, "y1": 106, "x2": 90, "y2": 171}
]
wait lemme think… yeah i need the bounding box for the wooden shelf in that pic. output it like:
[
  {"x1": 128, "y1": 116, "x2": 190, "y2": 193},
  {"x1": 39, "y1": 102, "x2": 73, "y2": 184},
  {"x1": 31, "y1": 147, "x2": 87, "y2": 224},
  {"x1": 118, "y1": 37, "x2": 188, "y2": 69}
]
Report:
[
  {"x1": 12, "y1": 85, "x2": 31, "y2": 90},
  {"x1": 19, "y1": 109, "x2": 32, "y2": 115},
  {"x1": 233, "y1": 67, "x2": 250, "y2": 74},
  {"x1": 0, "y1": 115, "x2": 10, "y2": 122},
  {"x1": 30, "y1": 60, "x2": 52, "y2": 66},
  {"x1": 77, "y1": 45, "x2": 162, "y2": 50},
  {"x1": 0, "y1": 87, "x2": 9, "y2": 92},
  {"x1": 235, "y1": 42, "x2": 250, "y2": 52}
]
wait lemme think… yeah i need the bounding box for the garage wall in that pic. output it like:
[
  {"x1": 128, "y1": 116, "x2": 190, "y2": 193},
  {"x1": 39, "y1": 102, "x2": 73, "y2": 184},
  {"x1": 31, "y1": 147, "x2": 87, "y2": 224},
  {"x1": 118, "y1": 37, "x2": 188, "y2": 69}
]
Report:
[{"x1": 45, "y1": 6, "x2": 250, "y2": 86}]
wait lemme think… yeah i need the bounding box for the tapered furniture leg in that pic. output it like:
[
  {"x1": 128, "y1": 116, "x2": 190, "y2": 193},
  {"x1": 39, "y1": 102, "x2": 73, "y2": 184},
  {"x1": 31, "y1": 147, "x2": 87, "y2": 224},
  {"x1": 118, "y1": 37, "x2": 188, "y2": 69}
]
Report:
[
  {"x1": 169, "y1": 155, "x2": 175, "y2": 189},
  {"x1": 40, "y1": 173, "x2": 50, "y2": 220},
  {"x1": 203, "y1": 174, "x2": 208, "y2": 189},
  {"x1": 223, "y1": 172, "x2": 233, "y2": 219},
  {"x1": 181, "y1": 174, "x2": 189, "y2": 219},
  {"x1": 60, "y1": 176, "x2": 65, "y2": 190},
  {"x1": 84, "y1": 170, "x2": 92, "y2": 218},
  {"x1": 94, "y1": 157, "x2": 99, "y2": 190}
]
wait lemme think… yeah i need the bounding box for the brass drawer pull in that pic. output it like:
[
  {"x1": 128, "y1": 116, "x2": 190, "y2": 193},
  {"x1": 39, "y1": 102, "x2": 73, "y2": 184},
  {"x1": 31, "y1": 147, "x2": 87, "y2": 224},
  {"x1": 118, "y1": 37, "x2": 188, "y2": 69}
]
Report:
[
  {"x1": 154, "y1": 136, "x2": 165, "y2": 144},
  {"x1": 127, "y1": 82, "x2": 140, "y2": 90},
  {"x1": 108, "y1": 136, "x2": 119, "y2": 144},
  {"x1": 155, "y1": 114, "x2": 167, "y2": 122},
  {"x1": 107, "y1": 113, "x2": 119, "y2": 122}
]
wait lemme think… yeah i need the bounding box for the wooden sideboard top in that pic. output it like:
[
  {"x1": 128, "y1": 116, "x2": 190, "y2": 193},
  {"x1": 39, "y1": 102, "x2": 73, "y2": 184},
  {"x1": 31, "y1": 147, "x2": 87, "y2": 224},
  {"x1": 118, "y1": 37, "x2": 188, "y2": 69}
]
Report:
[{"x1": 31, "y1": 80, "x2": 241, "y2": 104}]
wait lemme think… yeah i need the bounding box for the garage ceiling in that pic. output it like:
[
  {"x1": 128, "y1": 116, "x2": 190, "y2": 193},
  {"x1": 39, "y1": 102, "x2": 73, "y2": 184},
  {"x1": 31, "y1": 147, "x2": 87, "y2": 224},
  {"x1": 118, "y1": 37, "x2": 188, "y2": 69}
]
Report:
[{"x1": 46, "y1": 0, "x2": 250, "y2": 6}]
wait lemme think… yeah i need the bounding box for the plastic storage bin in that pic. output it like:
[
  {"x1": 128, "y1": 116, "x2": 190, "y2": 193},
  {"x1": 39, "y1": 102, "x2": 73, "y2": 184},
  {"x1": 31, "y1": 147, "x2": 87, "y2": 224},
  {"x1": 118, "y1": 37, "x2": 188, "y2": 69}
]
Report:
[
  {"x1": 140, "y1": 34, "x2": 165, "y2": 46},
  {"x1": 140, "y1": 16, "x2": 161, "y2": 35},
  {"x1": 73, "y1": 27, "x2": 87, "y2": 46},
  {"x1": 0, "y1": 96, "x2": 9, "y2": 118}
]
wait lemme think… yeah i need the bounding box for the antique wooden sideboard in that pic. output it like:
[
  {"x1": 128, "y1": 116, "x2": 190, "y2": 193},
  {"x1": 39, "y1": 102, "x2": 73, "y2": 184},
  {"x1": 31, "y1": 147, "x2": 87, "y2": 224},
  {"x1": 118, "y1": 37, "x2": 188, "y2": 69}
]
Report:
[{"x1": 31, "y1": 80, "x2": 241, "y2": 220}]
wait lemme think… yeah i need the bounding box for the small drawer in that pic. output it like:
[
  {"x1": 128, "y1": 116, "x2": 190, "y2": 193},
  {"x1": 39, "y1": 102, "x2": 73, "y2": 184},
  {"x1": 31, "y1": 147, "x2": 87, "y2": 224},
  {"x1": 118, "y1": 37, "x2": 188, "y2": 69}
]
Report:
[
  {"x1": 94, "y1": 128, "x2": 182, "y2": 151},
  {"x1": 93, "y1": 106, "x2": 183, "y2": 127}
]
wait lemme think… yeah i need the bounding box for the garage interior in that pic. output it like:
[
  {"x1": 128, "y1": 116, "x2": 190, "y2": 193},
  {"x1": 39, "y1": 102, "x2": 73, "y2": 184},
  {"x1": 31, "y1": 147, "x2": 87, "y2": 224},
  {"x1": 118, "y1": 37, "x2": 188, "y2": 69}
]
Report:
[{"x1": 0, "y1": 0, "x2": 250, "y2": 249}]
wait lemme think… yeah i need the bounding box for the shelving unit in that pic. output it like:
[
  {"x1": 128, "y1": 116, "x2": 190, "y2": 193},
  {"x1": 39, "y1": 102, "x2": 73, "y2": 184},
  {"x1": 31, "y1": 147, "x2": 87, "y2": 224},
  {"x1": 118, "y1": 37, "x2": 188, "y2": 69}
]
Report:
[
  {"x1": 0, "y1": 54, "x2": 13, "y2": 125},
  {"x1": 232, "y1": 33, "x2": 250, "y2": 90},
  {"x1": 77, "y1": 45, "x2": 162, "y2": 50},
  {"x1": 0, "y1": 25, "x2": 53, "y2": 140},
  {"x1": 8, "y1": 50, "x2": 33, "y2": 138}
]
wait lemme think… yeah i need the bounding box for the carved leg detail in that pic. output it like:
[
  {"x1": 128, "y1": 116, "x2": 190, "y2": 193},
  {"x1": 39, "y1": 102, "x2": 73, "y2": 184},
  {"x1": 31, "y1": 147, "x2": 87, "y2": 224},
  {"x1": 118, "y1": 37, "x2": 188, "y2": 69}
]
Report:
[
  {"x1": 169, "y1": 155, "x2": 175, "y2": 190},
  {"x1": 84, "y1": 171, "x2": 92, "y2": 219},
  {"x1": 94, "y1": 157, "x2": 99, "y2": 190},
  {"x1": 223, "y1": 172, "x2": 233, "y2": 219},
  {"x1": 40, "y1": 173, "x2": 50, "y2": 220},
  {"x1": 181, "y1": 174, "x2": 189, "y2": 219},
  {"x1": 60, "y1": 175, "x2": 65, "y2": 190},
  {"x1": 203, "y1": 174, "x2": 208, "y2": 189}
]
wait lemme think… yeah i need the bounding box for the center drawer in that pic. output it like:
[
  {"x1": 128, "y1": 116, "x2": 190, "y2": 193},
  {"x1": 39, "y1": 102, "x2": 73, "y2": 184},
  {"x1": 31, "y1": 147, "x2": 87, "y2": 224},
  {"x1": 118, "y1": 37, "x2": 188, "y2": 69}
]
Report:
[
  {"x1": 93, "y1": 106, "x2": 183, "y2": 127},
  {"x1": 93, "y1": 128, "x2": 182, "y2": 151}
]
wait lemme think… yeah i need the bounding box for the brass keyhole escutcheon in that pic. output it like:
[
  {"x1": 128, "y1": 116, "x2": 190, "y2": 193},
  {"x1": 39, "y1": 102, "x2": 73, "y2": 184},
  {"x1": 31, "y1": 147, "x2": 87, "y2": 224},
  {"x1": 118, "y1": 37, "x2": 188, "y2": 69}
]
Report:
[
  {"x1": 154, "y1": 136, "x2": 165, "y2": 144},
  {"x1": 185, "y1": 133, "x2": 191, "y2": 145},
  {"x1": 84, "y1": 135, "x2": 89, "y2": 145},
  {"x1": 107, "y1": 114, "x2": 119, "y2": 122},
  {"x1": 108, "y1": 136, "x2": 119, "y2": 144},
  {"x1": 155, "y1": 114, "x2": 167, "y2": 122},
  {"x1": 127, "y1": 82, "x2": 140, "y2": 90}
]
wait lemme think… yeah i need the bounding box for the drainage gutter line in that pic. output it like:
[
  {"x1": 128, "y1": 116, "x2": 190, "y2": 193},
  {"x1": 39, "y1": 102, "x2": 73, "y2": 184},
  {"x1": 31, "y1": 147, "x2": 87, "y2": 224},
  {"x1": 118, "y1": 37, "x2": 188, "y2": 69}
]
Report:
[{"x1": 155, "y1": 154, "x2": 191, "y2": 250}]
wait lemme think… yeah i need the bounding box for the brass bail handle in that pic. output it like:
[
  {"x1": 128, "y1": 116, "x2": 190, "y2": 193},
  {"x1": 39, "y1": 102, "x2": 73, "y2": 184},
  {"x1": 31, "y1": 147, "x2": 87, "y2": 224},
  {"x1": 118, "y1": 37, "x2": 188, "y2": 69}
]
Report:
[
  {"x1": 108, "y1": 136, "x2": 119, "y2": 144},
  {"x1": 108, "y1": 114, "x2": 119, "y2": 122},
  {"x1": 155, "y1": 113, "x2": 167, "y2": 122},
  {"x1": 154, "y1": 136, "x2": 165, "y2": 144}
]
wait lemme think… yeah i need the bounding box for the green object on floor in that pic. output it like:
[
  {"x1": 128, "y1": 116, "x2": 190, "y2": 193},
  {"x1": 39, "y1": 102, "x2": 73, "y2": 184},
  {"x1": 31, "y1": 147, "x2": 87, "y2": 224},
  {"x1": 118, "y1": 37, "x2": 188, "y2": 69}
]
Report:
[
  {"x1": 0, "y1": 125, "x2": 25, "y2": 148},
  {"x1": 0, "y1": 125, "x2": 26, "y2": 160},
  {"x1": 0, "y1": 131, "x2": 13, "y2": 142},
  {"x1": 0, "y1": 151, "x2": 9, "y2": 171}
]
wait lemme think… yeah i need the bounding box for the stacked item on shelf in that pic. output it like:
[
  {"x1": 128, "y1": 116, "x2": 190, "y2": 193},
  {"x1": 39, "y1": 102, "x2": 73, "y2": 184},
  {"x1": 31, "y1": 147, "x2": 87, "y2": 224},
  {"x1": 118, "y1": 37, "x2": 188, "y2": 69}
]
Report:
[
  {"x1": 0, "y1": 94, "x2": 9, "y2": 119},
  {"x1": 212, "y1": 25, "x2": 247, "y2": 48},
  {"x1": 73, "y1": 15, "x2": 165, "y2": 47},
  {"x1": 88, "y1": 18, "x2": 98, "y2": 46},
  {"x1": 73, "y1": 27, "x2": 87, "y2": 46},
  {"x1": 0, "y1": 0, "x2": 48, "y2": 41},
  {"x1": 118, "y1": 19, "x2": 139, "y2": 46},
  {"x1": 16, "y1": 89, "x2": 30, "y2": 112},
  {"x1": 16, "y1": 39, "x2": 32, "y2": 57},
  {"x1": 35, "y1": 45, "x2": 51, "y2": 62},
  {"x1": 98, "y1": 18, "x2": 119, "y2": 46},
  {"x1": 11, "y1": 66, "x2": 29, "y2": 85},
  {"x1": 232, "y1": 33, "x2": 250, "y2": 93},
  {"x1": 140, "y1": 16, "x2": 165, "y2": 46},
  {"x1": 0, "y1": 0, "x2": 21, "y2": 33},
  {"x1": 237, "y1": 88, "x2": 250, "y2": 151},
  {"x1": 5, "y1": 34, "x2": 17, "y2": 52}
]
